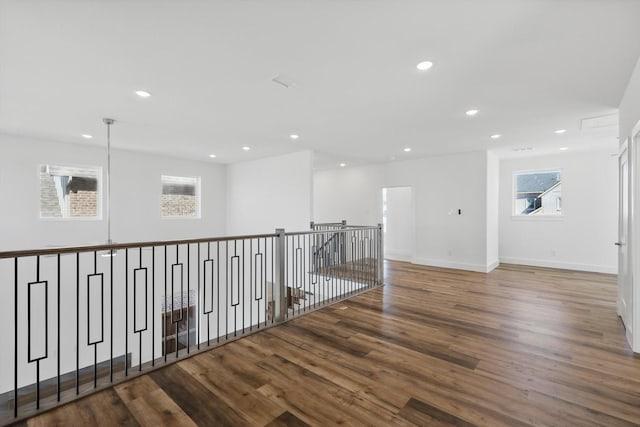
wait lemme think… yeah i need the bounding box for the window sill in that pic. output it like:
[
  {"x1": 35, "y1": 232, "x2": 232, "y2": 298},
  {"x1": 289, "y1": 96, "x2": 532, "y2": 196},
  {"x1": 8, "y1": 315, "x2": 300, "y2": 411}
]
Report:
[
  {"x1": 511, "y1": 215, "x2": 564, "y2": 221},
  {"x1": 39, "y1": 217, "x2": 103, "y2": 222},
  {"x1": 161, "y1": 216, "x2": 201, "y2": 220}
]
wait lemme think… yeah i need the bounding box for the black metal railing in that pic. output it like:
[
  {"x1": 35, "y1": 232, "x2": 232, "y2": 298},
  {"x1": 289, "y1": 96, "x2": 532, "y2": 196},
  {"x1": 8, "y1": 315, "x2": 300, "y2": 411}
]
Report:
[{"x1": 0, "y1": 223, "x2": 383, "y2": 424}]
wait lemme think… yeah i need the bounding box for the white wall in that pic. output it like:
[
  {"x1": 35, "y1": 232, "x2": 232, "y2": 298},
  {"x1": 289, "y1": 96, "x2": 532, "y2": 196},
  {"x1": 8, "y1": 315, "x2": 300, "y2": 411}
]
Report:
[
  {"x1": 0, "y1": 133, "x2": 227, "y2": 251},
  {"x1": 620, "y1": 57, "x2": 640, "y2": 141},
  {"x1": 226, "y1": 151, "x2": 313, "y2": 235},
  {"x1": 499, "y1": 149, "x2": 618, "y2": 274},
  {"x1": 619, "y1": 56, "x2": 640, "y2": 352},
  {"x1": 384, "y1": 186, "x2": 413, "y2": 261},
  {"x1": 486, "y1": 152, "x2": 499, "y2": 269},
  {"x1": 314, "y1": 151, "x2": 494, "y2": 272}
]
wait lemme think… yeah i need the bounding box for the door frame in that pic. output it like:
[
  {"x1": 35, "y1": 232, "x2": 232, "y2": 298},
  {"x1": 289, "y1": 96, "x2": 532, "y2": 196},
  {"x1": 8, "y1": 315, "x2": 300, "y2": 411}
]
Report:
[
  {"x1": 618, "y1": 137, "x2": 632, "y2": 346},
  {"x1": 632, "y1": 119, "x2": 640, "y2": 352}
]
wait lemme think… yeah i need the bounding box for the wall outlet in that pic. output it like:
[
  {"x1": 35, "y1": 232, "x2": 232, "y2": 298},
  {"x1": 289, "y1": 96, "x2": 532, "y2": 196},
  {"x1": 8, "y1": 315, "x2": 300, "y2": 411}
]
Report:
[
  {"x1": 447, "y1": 249, "x2": 453, "y2": 256},
  {"x1": 551, "y1": 250, "x2": 556, "y2": 256}
]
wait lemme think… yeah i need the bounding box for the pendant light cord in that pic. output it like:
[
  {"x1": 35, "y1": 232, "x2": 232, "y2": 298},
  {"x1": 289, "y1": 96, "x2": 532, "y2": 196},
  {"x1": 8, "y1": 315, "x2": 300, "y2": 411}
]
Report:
[{"x1": 103, "y1": 118, "x2": 114, "y2": 245}]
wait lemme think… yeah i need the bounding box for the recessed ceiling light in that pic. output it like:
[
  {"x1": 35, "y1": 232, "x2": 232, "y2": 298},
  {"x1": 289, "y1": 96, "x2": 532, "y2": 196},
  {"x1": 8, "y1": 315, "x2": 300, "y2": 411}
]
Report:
[
  {"x1": 81, "y1": 134, "x2": 93, "y2": 139},
  {"x1": 416, "y1": 61, "x2": 433, "y2": 71},
  {"x1": 554, "y1": 129, "x2": 567, "y2": 134},
  {"x1": 404, "y1": 147, "x2": 412, "y2": 152},
  {"x1": 559, "y1": 147, "x2": 569, "y2": 151},
  {"x1": 289, "y1": 134, "x2": 299, "y2": 140},
  {"x1": 242, "y1": 146, "x2": 251, "y2": 151},
  {"x1": 339, "y1": 163, "x2": 346, "y2": 167},
  {"x1": 490, "y1": 134, "x2": 501, "y2": 140},
  {"x1": 135, "y1": 90, "x2": 152, "y2": 98},
  {"x1": 466, "y1": 109, "x2": 479, "y2": 116},
  {"x1": 209, "y1": 154, "x2": 217, "y2": 158}
]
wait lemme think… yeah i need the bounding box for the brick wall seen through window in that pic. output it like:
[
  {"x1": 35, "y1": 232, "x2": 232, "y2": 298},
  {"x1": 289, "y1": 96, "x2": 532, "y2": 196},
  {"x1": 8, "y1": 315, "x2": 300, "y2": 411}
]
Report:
[{"x1": 161, "y1": 175, "x2": 200, "y2": 218}]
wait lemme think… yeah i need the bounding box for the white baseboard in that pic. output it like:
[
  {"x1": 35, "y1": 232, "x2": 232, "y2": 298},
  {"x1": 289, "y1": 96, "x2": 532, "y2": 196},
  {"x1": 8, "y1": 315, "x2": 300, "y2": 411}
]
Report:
[
  {"x1": 499, "y1": 257, "x2": 617, "y2": 274},
  {"x1": 411, "y1": 257, "x2": 497, "y2": 273},
  {"x1": 384, "y1": 252, "x2": 412, "y2": 262},
  {"x1": 486, "y1": 260, "x2": 500, "y2": 273}
]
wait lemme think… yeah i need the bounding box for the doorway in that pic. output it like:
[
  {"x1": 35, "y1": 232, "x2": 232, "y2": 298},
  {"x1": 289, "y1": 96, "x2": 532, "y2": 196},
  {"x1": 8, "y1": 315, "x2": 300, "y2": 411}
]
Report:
[
  {"x1": 382, "y1": 186, "x2": 413, "y2": 261},
  {"x1": 618, "y1": 139, "x2": 632, "y2": 347}
]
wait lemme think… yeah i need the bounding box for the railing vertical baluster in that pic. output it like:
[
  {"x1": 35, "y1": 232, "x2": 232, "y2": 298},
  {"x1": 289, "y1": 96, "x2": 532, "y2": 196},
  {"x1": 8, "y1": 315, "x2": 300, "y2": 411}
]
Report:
[
  {"x1": 339, "y1": 231, "x2": 349, "y2": 298},
  {"x1": 310, "y1": 233, "x2": 313, "y2": 304},
  {"x1": 358, "y1": 229, "x2": 362, "y2": 290},
  {"x1": 75, "y1": 252, "x2": 79, "y2": 395},
  {"x1": 35, "y1": 256, "x2": 40, "y2": 409},
  {"x1": 232, "y1": 241, "x2": 236, "y2": 337},
  {"x1": 14, "y1": 257, "x2": 18, "y2": 418},
  {"x1": 303, "y1": 234, "x2": 307, "y2": 312},
  {"x1": 271, "y1": 237, "x2": 274, "y2": 324},
  {"x1": 57, "y1": 253, "x2": 61, "y2": 401},
  {"x1": 139, "y1": 248, "x2": 143, "y2": 371},
  {"x1": 308, "y1": 233, "x2": 313, "y2": 309},
  {"x1": 325, "y1": 233, "x2": 330, "y2": 303},
  {"x1": 370, "y1": 229, "x2": 373, "y2": 286},
  {"x1": 206, "y1": 243, "x2": 210, "y2": 346},
  {"x1": 242, "y1": 239, "x2": 245, "y2": 334},
  {"x1": 225, "y1": 240, "x2": 228, "y2": 340},
  {"x1": 187, "y1": 244, "x2": 190, "y2": 353},
  {"x1": 175, "y1": 245, "x2": 180, "y2": 359},
  {"x1": 293, "y1": 235, "x2": 297, "y2": 315},
  {"x1": 378, "y1": 224, "x2": 384, "y2": 285},
  {"x1": 263, "y1": 238, "x2": 268, "y2": 328},
  {"x1": 250, "y1": 239, "x2": 253, "y2": 331},
  {"x1": 91, "y1": 251, "x2": 96, "y2": 387},
  {"x1": 372, "y1": 229, "x2": 376, "y2": 287},
  {"x1": 152, "y1": 246, "x2": 155, "y2": 366},
  {"x1": 197, "y1": 243, "x2": 200, "y2": 350},
  {"x1": 163, "y1": 246, "x2": 167, "y2": 362},
  {"x1": 110, "y1": 248, "x2": 114, "y2": 382},
  {"x1": 125, "y1": 248, "x2": 129, "y2": 376},
  {"x1": 274, "y1": 229, "x2": 286, "y2": 322},
  {"x1": 217, "y1": 241, "x2": 220, "y2": 343},
  {"x1": 351, "y1": 230, "x2": 355, "y2": 294}
]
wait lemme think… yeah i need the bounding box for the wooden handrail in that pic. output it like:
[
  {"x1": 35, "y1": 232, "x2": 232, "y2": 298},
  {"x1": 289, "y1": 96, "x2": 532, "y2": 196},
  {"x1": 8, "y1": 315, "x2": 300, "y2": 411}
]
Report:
[
  {"x1": 0, "y1": 233, "x2": 279, "y2": 259},
  {"x1": 285, "y1": 226, "x2": 379, "y2": 237}
]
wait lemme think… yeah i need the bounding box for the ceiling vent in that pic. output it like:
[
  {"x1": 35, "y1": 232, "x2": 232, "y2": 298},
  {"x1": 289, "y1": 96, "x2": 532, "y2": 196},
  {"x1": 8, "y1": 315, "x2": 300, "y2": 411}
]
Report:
[
  {"x1": 581, "y1": 113, "x2": 618, "y2": 130},
  {"x1": 272, "y1": 74, "x2": 297, "y2": 89}
]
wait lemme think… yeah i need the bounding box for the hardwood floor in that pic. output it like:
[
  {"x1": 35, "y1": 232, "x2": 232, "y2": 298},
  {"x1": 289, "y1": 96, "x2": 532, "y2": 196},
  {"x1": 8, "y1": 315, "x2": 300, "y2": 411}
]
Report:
[{"x1": 18, "y1": 261, "x2": 640, "y2": 426}]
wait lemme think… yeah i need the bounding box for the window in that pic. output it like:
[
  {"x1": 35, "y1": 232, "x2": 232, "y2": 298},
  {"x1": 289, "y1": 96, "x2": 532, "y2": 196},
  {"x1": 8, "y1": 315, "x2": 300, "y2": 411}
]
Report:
[
  {"x1": 39, "y1": 164, "x2": 101, "y2": 219},
  {"x1": 514, "y1": 170, "x2": 562, "y2": 216},
  {"x1": 161, "y1": 175, "x2": 200, "y2": 218}
]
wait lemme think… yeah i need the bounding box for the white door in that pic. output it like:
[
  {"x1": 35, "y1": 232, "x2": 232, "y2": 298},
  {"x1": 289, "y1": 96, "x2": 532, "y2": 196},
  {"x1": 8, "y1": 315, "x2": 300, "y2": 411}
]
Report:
[
  {"x1": 618, "y1": 140, "x2": 633, "y2": 345},
  {"x1": 382, "y1": 186, "x2": 413, "y2": 261}
]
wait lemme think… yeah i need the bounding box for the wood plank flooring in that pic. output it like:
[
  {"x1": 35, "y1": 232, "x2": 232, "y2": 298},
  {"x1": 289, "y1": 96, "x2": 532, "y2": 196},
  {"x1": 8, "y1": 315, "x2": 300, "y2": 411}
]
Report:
[{"x1": 18, "y1": 261, "x2": 640, "y2": 426}]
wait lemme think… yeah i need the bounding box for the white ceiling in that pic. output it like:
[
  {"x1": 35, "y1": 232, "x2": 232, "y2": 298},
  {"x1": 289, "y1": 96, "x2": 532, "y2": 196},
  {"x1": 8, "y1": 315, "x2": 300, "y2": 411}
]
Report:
[{"x1": 1, "y1": 0, "x2": 639, "y2": 169}]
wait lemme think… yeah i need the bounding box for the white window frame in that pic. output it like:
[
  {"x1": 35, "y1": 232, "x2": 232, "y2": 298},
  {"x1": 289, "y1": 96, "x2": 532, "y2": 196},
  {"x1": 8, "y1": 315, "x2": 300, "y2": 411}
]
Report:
[
  {"x1": 38, "y1": 163, "x2": 103, "y2": 221},
  {"x1": 512, "y1": 168, "x2": 563, "y2": 219},
  {"x1": 160, "y1": 175, "x2": 201, "y2": 219}
]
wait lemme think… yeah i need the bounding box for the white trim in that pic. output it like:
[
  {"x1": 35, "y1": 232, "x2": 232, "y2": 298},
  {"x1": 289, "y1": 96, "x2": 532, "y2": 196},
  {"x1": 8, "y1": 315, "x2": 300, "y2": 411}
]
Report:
[
  {"x1": 38, "y1": 163, "x2": 103, "y2": 221},
  {"x1": 512, "y1": 168, "x2": 562, "y2": 216},
  {"x1": 510, "y1": 215, "x2": 564, "y2": 221},
  {"x1": 617, "y1": 137, "x2": 629, "y2": 320},
  {"x1": 384, "y1": 252, "x2": 412, "y2": 262},
  {"x1": 499, "y1": 256, "x2": 617, "y2": 274},
  {"x1": 486, "y1": 260, "x2": 500, "y2": 272},
  {"x1": 411, "y1": 257, "x2": 495, "y2": 273},
  {"x1": 632, "y1": 119, "x2": 640, "y2": 352}
]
